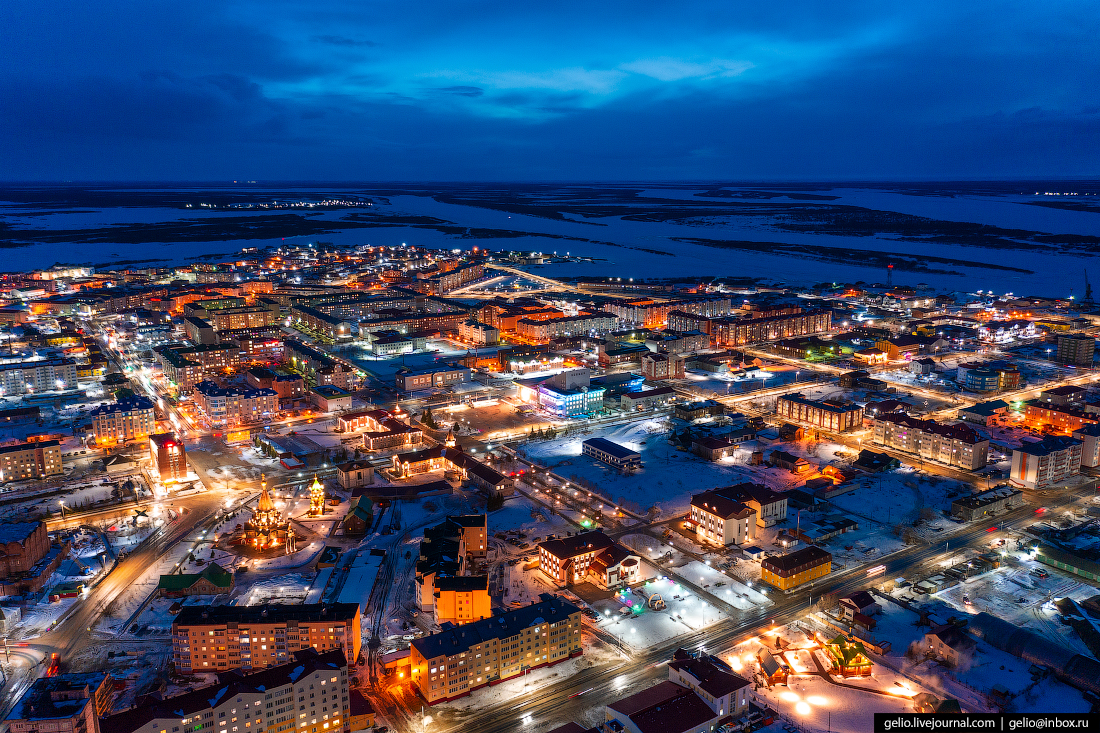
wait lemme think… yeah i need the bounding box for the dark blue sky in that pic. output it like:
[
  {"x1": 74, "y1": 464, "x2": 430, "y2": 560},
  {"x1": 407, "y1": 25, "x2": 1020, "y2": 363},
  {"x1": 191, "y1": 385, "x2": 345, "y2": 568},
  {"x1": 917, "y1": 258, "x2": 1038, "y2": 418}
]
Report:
[{"x1": 3, "y1": 1, "x2": 1098, "y2": 181}]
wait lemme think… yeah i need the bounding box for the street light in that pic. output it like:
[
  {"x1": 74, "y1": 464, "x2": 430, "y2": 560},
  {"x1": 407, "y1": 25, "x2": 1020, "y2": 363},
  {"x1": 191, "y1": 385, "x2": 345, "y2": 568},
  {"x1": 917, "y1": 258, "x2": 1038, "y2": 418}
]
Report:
[{"x1": 59, "y1": 500, "x2": 65, "y2": 520}]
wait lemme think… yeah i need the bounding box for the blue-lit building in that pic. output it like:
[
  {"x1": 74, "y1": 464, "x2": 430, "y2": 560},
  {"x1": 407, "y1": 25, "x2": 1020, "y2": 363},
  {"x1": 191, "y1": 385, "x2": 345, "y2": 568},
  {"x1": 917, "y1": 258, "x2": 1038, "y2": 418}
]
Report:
[{"x1": 517, "y1": 368, "x2": 606, "y2": 418}]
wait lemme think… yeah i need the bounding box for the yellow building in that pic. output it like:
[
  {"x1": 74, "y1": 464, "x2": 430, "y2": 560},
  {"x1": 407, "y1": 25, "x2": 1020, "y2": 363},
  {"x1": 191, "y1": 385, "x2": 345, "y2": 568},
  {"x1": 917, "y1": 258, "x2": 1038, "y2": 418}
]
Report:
[
  {"x1": 760, "y1": 546, "x2": 832, "y2": 591},
  {"x1": 433, "y1": 576, "x2": 491, "y2": 625},
  {"x1": 0, "y1": 439, "x2": 63, "y2": 480},
  {"x1": 410, "y1": 594, "x2": 582, "y2": 705}
]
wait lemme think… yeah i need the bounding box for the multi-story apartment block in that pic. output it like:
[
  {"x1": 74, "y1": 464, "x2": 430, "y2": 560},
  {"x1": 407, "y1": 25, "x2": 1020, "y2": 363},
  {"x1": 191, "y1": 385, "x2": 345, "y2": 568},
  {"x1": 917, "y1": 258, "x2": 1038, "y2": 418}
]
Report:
[
  {"x1": 667, "y1": 653, "x2": 752, "y2": 719},
  {"x1": 1010, "y1": 435, "x2": 1083, "y2": 489},
  {"x1": 415, "y1": 514, "x2": 489, "y2": 623},
  {"x1": 192, "y1": 380, "x2": 278, "y2": 427},
  {"x1": 641, "y1": 352, "x2": 685, "y2": 380},
  {"x1": 516, "y1": 312, "x2": 618, "y2": 342},
  {"x1": 0, "y1": 439, "x2": 63, "y2": 480},
  {"x1": 712, "y1": 310, "x2": 831, "y2": 347},
  {"x1": 409, "y1": 594, "x2": 582, "y2": 704},
  {"x1": 157, "y1": 344, "x2": 244, "y2": 390},
  {"x1": 761, "y1": 546, "x2": 832, "y2": 591},
  {"x1": 101, "y1": 649, "x2": 349, "y2": 733},
  {"x1": 1023, "y1": 401, "x2": 1100, "y2": 434},
  {"x1": 6, "y1": 673, "x2": 112, "y2": 733},
  {"x1": 607, "y1": 296, "x2": 732, "y2": 329},
  {"x1": 171, "y1": 603, "x2": 361, "y2": 674},
  {"x1": 0, "y1": 357, "x2": 78, "y2": 395},
  {"x1": 1055, "y1": 333, "x2": 1096, "y2": 366},
  {"x1": 149, "y1": 432, "x2": 187, "y2": 482},
  {"x1": 457, "y1": 319, "x2": 500, "y2": 346},
  {"x1": 414, "y1": 261, "x2": 484, "y2": 295},
  {"x1": 1071, "y1": 423, "x2": 1100, "y2": 468},
  {"x1": 209, "y1": 305, "x2": 280, "y2": 332},
  {"x1": 90, "y1": 396, "x2": 156, "y2": 444},
  {"x1": 776, "y1": 393, "x2": 863, "y2": 433},
  {"x1": 873, "y1": 412, "x2": 990, "y2": 470},
  {"x1": 689, "y1": 490, "x2": 756, "y2": 546}
]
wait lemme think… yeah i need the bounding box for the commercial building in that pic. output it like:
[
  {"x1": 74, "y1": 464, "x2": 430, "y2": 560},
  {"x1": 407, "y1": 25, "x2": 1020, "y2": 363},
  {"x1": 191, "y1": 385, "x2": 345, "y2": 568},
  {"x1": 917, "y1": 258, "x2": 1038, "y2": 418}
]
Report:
[
  {"x1": 339, "y1": 409, "x2": 423, "y2": 451},
  {"x1": 872, "y1": 413, "x2": 990, "y2": 470},
  {"x1": 951, "y1": 486, "x2": 1025, "y2": 521},
  {"x1": 689, "y1": 490, "x2": 756, "y2": 546},
  {"x1": 310, "y1": 385, "x2": 353, "y2": 413},
  {"x1": 582, "y1": 437, "x2": 642, "y2": 470},
  {"x1": 209, "y1": 305, "x2": 280, "y2": 332},
  {"x1": 760, "y1": 546, "x2": 832, "y2": 591},
  {"x1": 0, "y1": 357, "x2": 78, "y2": 395},
  {"x1": 192, "y1": 381, "x2": 278, "y2": 427},
  {"x1": 957, "y1": 400, "x2": 1009, "y2": 427},
  {"x1": 620, "y1": 386, "x2": 675, "y2": 411},
  {"x1": 335, "y1": 460, "x2": 374, "y2": 490},
  {"x1": 409, "y1": 594, "x2": 582, "y2": 704},
  {"x1": 5, "y1": 673, "x2": 112, "y2": 733},
  {"x1": 392, "y1": 443, "x2": 513, "y2": 496},
  {"x1": 603, "y1": 680, "x2": 725, "y2": 733},
  {"x1": 1010, "y1": 436, "x2": 1083, "y2": 489},
  {"x1": 527, "y1": 368, "x2": 607, "y2": 417},
  {"x1": 149, "y1": 432, "x2": 187, "y2": 482},
  {"x1": 956, "y1": 362, "x2": 1020, "y2": 392},
  {"x1": 674, "y1": 400, "x2": 725, "y2": 421},
  {"x1": 538, "y1": 530, "x2": 640, "y2": 589},
  {"x1": 99, "y1": 649, "x2": 349, "y2": 733},
  {"x1": 90, "y1": 396, "x2": 156, "y2": 444},
  {"x1": 667, "y1": 653, "x2": 752, "y2": 719},
  {"x1": 171, "y1": 603, "x2": 360, "y2": 674},
  {"x1": 776, "y1": 393, "x2": 863, "y2": 433},
  {"x1": 363, "y1": 329, "x2": 427, "y2": 355},
  {"x1": 0, "y1": 439, "x2": 63, "y2": 480},
  {"x1": 1055, "y1": 333, "x2": 1096, "y2": 366},
  {"x1": 640, "y1": 352, "x2": 685, "y2": 381},
  {"x1": 395, "y1": 364, "x2": 470, "y2": 392}
]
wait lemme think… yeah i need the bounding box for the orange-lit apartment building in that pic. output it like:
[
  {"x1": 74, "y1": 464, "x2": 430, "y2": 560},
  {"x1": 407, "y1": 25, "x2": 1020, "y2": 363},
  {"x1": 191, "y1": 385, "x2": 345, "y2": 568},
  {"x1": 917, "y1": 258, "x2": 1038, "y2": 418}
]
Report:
[
  {"x1": 90, "y1": 396, "x2": 156, "y2": 443},
  {"x1": 171, "y1": 603, "x2": 361, "y2": 674},
  {"x1": 1023, "y1": 401, "x2": 1100, "y2": 434},
  {"x1": 0, "y1": 439, "x2": 63, "y2": 480},
  {"x1": 433, "y1": 576, "x2": 491, "y2": 625},
  {"x1": 409, "y1": 594, "x2": 582, "y2": 704}
]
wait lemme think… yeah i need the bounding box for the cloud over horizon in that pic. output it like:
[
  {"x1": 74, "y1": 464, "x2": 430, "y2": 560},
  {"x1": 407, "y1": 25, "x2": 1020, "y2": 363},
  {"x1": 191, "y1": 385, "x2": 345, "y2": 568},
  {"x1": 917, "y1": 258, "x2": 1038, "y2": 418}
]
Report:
[{"x1": 1, "y1": 1, "x2": 1097, "y2": 180}]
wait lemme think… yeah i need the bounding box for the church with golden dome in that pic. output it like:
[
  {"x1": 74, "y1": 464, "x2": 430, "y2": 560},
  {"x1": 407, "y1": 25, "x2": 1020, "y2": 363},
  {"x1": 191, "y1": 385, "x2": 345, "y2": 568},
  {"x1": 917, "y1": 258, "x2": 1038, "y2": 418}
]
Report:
[{"x1": 239, "y1": 474, "x2": 297, "y2": 554}]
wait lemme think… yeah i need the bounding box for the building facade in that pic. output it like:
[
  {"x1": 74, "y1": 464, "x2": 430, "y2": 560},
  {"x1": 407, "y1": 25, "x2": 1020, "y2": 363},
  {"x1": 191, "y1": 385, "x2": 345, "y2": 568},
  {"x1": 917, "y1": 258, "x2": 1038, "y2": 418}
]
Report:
[
  {"x1": 170, "y1": 603, "x2": 361, "y2": 674},
  {"x1": 760, "y1": 546, "x2": 832, "y2": 591},
  {"x1": 149, "y1": 432, "x2": 187, "y2": 481},
  {"x1": 1010, "y1": 436, "x2": 1083, "y2": 489},
  {"x1": 90, "y1": 396, "x2": 156, "y2": 444},
  {"x1": 689, "y1": 490, "x2": 756, "y2": 546},
  {"x1": 776, "y1": 393, "x2": 863, "y2": 433},
  {"x1": 192, "y1": 381, "x2": 278, "y2": 427},
  {"x1": 409, "y1": 594, "x2": 582, "y2": 704},
  {"x1": 0, "y1": 357, "x2": 78, "y2": 395},
  {"x1": 1055, "y1": 333, "x2": 1096, "y2": 366},
  {"x1": 0, "y1": 439, "x2": 63, "y2": 480},
  {"x1": 872, "y1": 413, "x2": 990, "y2": 470}
]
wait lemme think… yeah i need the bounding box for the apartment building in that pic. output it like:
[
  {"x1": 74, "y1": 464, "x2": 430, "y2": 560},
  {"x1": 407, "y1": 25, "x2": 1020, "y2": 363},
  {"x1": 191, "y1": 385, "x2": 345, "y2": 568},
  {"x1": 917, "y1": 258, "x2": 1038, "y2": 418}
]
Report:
[
  {"x1": 776, "y1": 393, "x2": 863, "y2": 433},
  {"x1": 415, "y1": 515, "x2": 489, "y2": 622},
  {"x1": 1071, "y1": 423, "x2": 1100, "y2": 468},
  {"x1": 149, "y1": 432, "x2": 187, "y2": 482},
  {"x1": 100, "y1": 649, "x2": 349, "y2": 733},
  {"x1": 157, "y1": 344, "x2": 245, "y2": 390},
  {"x1": 761, "y1": 546, "x2": 832, "y2": 591},
  {"x1": 516, "y1": 312, "x2": 618, "y2": 342},
  {"x1": 209, "y1": 305, "x2": 280, "y2": 332},
  {"x1": 712, "y1": 310, "x2": 831, "y2": 347},
  {"x1": 1022, "y1": 401, "x2": 1100, "y2": 434},
  {"x1": 0, "y1": 357, "x2": 78, "y2": 395},
  {"x1": 90, "y1": 396, "x2": 156, "y2": 444},
  {"x1": 6, "y1": 673, "x2": 112, "y2": 733},
  {"x1": 702, "y1": 482, "x2": 787, "y2": 528},
  {"x1": 607, "y1": 296, "x2": 732, "y2": 328},
  {"x1": 457, "y1": 319, "x2": 500, "y2": 346},
  {"x1": 689, "y1": 490, "x2": 756, "y2": 546},
  {"x1": 872, "y1": 412, "x2": 990, "y2": 470},
  {"x1": 192, "y1": 380, "x2": 278, "y2": 427},
  {"x1": 409, "y1": 594, "x2": 582, "y2": 704},
  {"x1": 171, "y1": 603, "x2": 361, "y2": 674},
  {"x1": 0, "y1": 439, "x2": 63, "y2": 480},
  {"x1": 1055, "y1": 333, "x2": 1096, "y2": 366},
  {"x1": 640, "y1": 352, "x2": 685, "y2": 380},
  {"x1": 1010, "y1": 435, "x2": 1083, "y2": 489}
]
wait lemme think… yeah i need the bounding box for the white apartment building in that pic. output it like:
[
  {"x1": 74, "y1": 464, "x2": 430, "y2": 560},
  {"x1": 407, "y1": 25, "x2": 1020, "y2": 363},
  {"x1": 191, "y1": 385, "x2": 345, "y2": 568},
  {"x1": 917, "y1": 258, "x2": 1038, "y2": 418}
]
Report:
[
  {"x1": 192, "y1": 380, "x2": 278, "y2": 428},
  {"x1": 873, "y1": 412, "x2": 989, "y2": 470},
  {"x1": 0, "y1": 357, "x2": 78, "y2": 395}
]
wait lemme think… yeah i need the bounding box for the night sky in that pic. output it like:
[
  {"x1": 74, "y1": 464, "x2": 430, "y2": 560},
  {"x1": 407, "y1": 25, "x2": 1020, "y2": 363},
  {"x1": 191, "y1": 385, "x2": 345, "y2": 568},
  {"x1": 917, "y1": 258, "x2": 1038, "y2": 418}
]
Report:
[{"x1": 3, "y1": 1, "x2": 1098, "y2": 181}]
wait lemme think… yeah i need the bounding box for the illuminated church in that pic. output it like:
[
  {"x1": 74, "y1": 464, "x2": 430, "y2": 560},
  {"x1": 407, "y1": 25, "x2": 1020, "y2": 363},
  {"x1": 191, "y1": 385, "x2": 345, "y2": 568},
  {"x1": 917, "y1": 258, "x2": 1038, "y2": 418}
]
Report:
[{"x1": 240, "y1": 475, "x2": 296, "y2": 553}]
